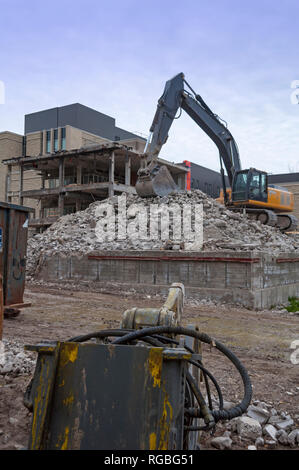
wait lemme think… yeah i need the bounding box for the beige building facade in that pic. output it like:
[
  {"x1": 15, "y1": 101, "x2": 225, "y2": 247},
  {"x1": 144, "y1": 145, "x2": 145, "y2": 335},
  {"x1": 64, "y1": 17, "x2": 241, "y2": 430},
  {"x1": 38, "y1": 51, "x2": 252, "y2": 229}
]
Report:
[{"x1": 0, "y1": 131, "x2": 23, "y2": 202}]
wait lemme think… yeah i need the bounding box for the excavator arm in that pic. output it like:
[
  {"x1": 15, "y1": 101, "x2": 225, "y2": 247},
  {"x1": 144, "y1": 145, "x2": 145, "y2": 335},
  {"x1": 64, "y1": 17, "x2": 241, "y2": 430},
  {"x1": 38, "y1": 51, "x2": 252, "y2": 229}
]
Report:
[
  {"x1": 136, "y1": 72, "x2": 241, "y2": 197},
  {"x1": 136, "y1": 73, "x2": 297, "y2": 232}
]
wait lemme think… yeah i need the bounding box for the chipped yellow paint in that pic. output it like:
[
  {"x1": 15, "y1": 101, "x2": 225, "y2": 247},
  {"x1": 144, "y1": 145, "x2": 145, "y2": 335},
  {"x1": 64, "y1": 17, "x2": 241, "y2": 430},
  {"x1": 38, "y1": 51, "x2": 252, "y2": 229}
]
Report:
[
  {"x1": 61, "y1": 426, "x2": 69, "y2": 450},
  {"x1": 149, "y1": 432, "x2": 157, "y2": 450},
  {"x1": 60, "y1": 343, "x2": 79, "y2": 368},
  {"x1": 158, "y1": 391, "x2": 173, "y2": 450},
  {"x1": 107, "y1": 344, "x2": 116, "y2": 358},
  {"x1": 164, "y1": 353, "x2": 191, "y2": 360},
  {"x1": 148, "y1": 349, "x2": 162, "y2": 388},
  {"x1": 63, "y1": 394, "x2": 74, "y2": 407},
  {"x1": 31, "y1": 356, "x2": 48, "y2": 448}
]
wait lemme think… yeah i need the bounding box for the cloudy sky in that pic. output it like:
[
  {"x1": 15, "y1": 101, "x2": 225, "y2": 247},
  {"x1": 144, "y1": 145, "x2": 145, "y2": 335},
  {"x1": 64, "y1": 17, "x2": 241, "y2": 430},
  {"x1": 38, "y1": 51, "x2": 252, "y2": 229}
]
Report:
[{"x1": 0, "y1": 0, "x2": 299, "y2": 174}]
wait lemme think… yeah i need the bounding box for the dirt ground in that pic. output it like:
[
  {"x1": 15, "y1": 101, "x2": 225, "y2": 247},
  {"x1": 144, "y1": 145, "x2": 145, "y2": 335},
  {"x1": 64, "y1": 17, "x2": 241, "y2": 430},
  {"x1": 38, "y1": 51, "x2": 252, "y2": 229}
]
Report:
[{"x1": 1, "y1": 283, "x2": 299, "y2": 451}]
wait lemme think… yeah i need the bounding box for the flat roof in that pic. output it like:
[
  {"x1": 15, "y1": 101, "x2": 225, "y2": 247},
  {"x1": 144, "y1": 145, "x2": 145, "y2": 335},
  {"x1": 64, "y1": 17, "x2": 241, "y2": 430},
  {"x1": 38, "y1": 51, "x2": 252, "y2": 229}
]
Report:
[
  {"x1": 0, "y1": 201, "x2": 33, "y2": 212},
  {"x1": 2, "y1": 142, "x2": 188, "y2": 175}
]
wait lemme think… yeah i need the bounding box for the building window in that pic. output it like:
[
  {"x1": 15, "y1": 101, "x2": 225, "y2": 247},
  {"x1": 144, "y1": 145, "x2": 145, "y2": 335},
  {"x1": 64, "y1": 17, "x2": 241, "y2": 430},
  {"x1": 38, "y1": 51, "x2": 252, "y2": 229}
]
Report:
[
  {"x1": 54, "y1": 129, "x2": 58, "y2": 152},
  {"x1": 44, "y1": 207, "x2": 59, "y2": 218},
  {"x1": 46, "y1": 131, "x2": 51, "y2": 153},
  {"x1": 22, "y1": 136, "x2": 26, "y2": 156},
  {"x1": 49, "y1": 178, "x2": 59, "y2": 189},
  {"x1": 61, "y1": 128, "x2": 66, "y2": 150},
  {"x1": 63, "y1": 205, "x2": 76, "y2": 215}
]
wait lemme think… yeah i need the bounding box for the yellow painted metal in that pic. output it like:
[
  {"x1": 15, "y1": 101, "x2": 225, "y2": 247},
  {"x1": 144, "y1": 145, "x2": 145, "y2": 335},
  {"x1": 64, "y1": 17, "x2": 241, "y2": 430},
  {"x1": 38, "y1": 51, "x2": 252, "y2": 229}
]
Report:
[
  {"x1": 27, "y1": 343, "x2": 60, "y2": 450},
  {"x1": 148, "y1": 348, "x2": 163, "y2": 388},
  {"x1": 217, "y1": 187, "x2": 294, "y2": 213}
]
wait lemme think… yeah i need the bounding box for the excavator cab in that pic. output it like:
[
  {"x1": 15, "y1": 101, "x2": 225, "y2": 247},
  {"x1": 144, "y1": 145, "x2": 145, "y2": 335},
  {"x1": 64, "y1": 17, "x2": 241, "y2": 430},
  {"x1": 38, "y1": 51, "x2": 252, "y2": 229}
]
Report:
[{"x1": 232, "y1": 168, "x2": 268, "y2": 203}]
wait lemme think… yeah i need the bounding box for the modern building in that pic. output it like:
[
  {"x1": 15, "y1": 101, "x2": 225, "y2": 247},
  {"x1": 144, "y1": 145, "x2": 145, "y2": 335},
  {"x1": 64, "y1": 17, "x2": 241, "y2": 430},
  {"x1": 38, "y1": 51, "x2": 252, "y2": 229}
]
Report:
[
  {"x1": 0, "y1": 104, "x2": 147, "y2": 212},
  {"x1": 182, "y1": 160, "x2": 228, "y2": 198}
]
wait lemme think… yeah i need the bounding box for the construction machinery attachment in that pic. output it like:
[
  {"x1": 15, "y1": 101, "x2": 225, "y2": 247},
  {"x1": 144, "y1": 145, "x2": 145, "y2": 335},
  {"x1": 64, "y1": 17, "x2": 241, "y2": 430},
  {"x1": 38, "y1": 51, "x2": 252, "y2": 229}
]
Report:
[
  {"x1": 24, "y1": 283, "x2": 252, "y2": 450},
  {"x1": 136, "y1": 164, "x2": 178, "y2": 198}
]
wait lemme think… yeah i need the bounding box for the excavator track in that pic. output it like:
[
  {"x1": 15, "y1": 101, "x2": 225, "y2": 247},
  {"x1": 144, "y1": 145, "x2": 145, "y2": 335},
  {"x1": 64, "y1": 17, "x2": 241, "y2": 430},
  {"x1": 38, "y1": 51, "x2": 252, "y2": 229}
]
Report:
[
  {"x1": 230, "y1": 207, "x2": 298, "y2": 232},
  {"x1": 276, "y1": 214, "x2": 298, "y2": 232}
]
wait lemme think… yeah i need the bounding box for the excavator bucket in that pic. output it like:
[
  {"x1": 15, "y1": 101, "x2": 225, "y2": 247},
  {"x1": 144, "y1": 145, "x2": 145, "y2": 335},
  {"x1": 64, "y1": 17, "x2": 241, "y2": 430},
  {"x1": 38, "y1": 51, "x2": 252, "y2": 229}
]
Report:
[{"x1": 135, "y1": 165, "x2": 178, "y2": 198}]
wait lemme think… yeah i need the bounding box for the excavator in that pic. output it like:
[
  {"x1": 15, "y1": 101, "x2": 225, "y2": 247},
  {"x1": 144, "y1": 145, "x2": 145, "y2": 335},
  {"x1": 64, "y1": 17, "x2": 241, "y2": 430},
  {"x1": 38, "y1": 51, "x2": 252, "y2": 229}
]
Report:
[{"x1": 136, "y1": 72, "x2": 297, "y2": 231}]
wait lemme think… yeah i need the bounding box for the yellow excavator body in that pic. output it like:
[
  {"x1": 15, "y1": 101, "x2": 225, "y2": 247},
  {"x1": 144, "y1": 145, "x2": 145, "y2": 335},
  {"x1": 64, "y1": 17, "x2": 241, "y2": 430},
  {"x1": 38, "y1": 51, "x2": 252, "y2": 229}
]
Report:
[{"x1": 217, "y1": 186, "x2": 294, "y2": 213}]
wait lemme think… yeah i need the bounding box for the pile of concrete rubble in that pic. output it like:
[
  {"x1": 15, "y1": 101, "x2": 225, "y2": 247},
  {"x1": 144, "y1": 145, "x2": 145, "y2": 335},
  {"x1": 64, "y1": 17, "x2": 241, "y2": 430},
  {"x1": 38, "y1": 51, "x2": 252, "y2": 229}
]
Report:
[
  {"x1": 210, "y1": 399, "x2": 299, "y2": 450},
  {"x1": 26, "y1": 190, "x2": 299, "y2": 279}
]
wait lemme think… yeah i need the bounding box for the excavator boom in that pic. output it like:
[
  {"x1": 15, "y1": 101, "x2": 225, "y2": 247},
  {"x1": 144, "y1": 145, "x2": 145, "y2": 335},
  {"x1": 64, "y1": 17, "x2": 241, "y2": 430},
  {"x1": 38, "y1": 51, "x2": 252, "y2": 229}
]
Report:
[{"x1": 136, "y1": 72, "x2": 241, "y2": 197}]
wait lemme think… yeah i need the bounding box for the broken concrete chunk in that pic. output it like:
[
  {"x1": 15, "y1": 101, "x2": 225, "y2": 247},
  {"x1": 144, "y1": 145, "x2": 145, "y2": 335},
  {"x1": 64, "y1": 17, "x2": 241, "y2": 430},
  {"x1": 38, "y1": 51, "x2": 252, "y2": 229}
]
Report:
[
  {"x1": 276, "y1": 429, "x2": 289, "y2": 445},
  {"x1": 288, "y1": 429, "x2": 299, "y2": 448},
  {"x1": 247, "y1": 405, "x2": 270, "y2": 425},
  {"x1": 211, "y1": 436, "x2": 232, "y2": 450},
  {"x1": 255, "y1": 437, "x2": 264, "y2": 448},
  {"x1": 276, "y1": 419, "x2": 294, "y2": 432},
  {"x1": 268, "y1": 415, "x2": 282, "y2": 425},
  {"x1": 265, "y1": 439, "x2": 277, "y2": 448},
  {"x1": 263, "y1": 424, "x2": 277, "y2": 441},
  {"x1": 236, "y1": 416, "x2": 262, "y2": 440}
]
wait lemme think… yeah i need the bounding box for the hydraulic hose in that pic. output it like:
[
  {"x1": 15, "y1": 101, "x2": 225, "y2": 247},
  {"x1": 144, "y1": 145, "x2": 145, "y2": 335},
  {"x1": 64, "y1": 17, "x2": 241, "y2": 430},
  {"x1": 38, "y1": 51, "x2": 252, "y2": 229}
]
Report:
[
  {"x1": 112, "y1": 325, "x2": 252, "y2": 422},
  {"x1": 68, "y1": 325, "x2": 252, "y2": 423}
]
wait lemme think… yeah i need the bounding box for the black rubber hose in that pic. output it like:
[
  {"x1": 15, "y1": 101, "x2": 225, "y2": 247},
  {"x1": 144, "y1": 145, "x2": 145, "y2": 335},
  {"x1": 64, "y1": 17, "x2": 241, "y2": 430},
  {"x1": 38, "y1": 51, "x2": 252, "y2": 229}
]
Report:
[
  {"x1": 148, "y1": 334, "x2": 223, "y2": 410},
  {"x1": 186, "y1": 371, "x2": 214, "y2": 427},
  {"x1": 188, "y1": 359, "x2": 224, "y2": 411},
  {"x1": 112, "y1": 325, "x2": 252, "y2": 422}
]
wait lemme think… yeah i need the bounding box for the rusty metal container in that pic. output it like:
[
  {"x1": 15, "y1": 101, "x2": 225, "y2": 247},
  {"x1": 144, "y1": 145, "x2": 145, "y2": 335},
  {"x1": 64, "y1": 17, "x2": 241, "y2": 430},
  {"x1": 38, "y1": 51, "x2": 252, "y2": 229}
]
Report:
[{"x1": 0, "y1": 202, "x2": 32, "y2": 321}]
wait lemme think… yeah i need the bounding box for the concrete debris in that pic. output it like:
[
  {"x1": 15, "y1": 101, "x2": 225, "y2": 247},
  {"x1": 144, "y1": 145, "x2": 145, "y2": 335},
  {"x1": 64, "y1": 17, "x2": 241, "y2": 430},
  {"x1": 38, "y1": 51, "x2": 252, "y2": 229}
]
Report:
[
  {"x1": 222, "y1": 400, "x2": 299, "y2": 450},
  {"x1": 222, "y1": 401, "x2": 237, "y2": 411},
  {"x1": 268, "y1": 415, "x2": 283, "y2": 425},
  {"x1": 255, "y1": 437, "x2": 265, "y2": 448},
  {"x1": 247, "y1": 405, "x2": 270, "y2": 425},
  {"x1": 211, "y1": 436, "x2": 233, "y2": 450},
  {"x1": 263, "y1": 424, "x2": 277, "y2": 441},
  {"x1": 0, "y1": 340, "x2": 35, "y2": 376},
  {"x1": 287, "y1": 429, "x2": 299, "y2": 448},
  {"x1": 26, "y1": 190, "x2": 299, "y2": 279},
  {"x1": 265, "y1": 439, "x2": 277, "y2": 448},
  {"x1": 236, "y1": 416, "x2": 262, "y2": 440},
  {"x1": 276, "y1": 429, "x2": 289, "y2": 446},
  {"x1": 247, "y1": 445, "x2": 257, "y2": 450},
  {"x1": 275, "y1": 419, "x2": 294, "y2": 432}
]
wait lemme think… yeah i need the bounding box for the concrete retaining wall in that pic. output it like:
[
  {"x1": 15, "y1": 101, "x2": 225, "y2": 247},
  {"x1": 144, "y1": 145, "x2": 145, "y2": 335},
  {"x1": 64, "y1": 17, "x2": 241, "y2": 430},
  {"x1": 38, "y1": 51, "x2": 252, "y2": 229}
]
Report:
[{"x1": 36, "y1": 251, "x2": 299, "y2": 309}]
